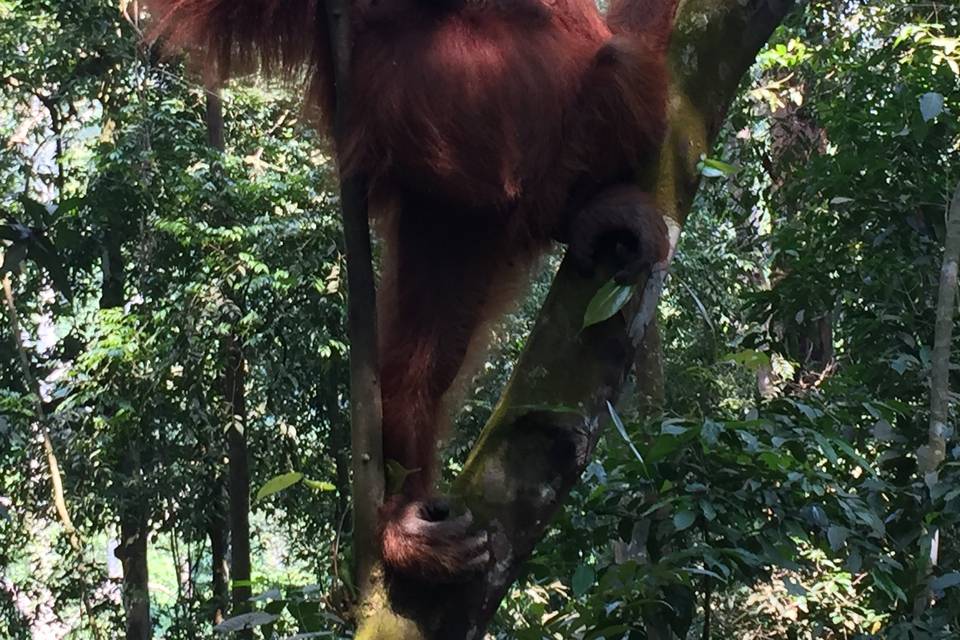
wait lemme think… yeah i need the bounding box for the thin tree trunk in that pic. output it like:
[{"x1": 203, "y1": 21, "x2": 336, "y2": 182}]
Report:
[
  {"x1": 3, "y1": 275, "x2": 103, "y2": 639},
  {"x1": 225, "y1": 330, "x2": 251, "y2": 629},
  {"x1": 324, "y1": 0, "x2": 385, "y2": 596},
  {"x1": 914, "y1": 181, "x2": 960, "y2": 618},
  {"x1": 204, "y1": 89, "x2": 232, "y2": 628},
  {"x1": 118, "y1": 505, "x2": 151, "y2": 640},
  {"x1": 115, "y1": 9, "x2": 153, "y2": 634},
  {"x1": 921, "y1": 181, "x2": 960, "y2": 477},
  {"x1": 208, "y1": 483, "x2": 230, "y2": 625},
  {"x1": 205, "y1": 89, "x2": 253, "y2": 634},
  {"x1": 3, "y1": 275, "x2": 78, "y2": 542},
  {"x1": 102, "y1": 226, "x2": 152, "y2": 640}
]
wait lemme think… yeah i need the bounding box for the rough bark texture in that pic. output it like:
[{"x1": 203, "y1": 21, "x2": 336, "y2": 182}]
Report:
[
  {"x1": 352, "y1": 0, "x2": 797, "y2": 637},
  {"x1": 118, "y1": 513, "x2": 151, "y2": 640},
  {"x1": 325, "y1": 0, "x2": 386, "y2": 597},
  {"x1": 225, "y1": 329, "x2": 252, "y2": 634},
  {"x1": 634, "y1": 319, "x2": 665, "y2": 416},
  {"x1": 208, "y1": 501, "x2": 230, "y2": 625},
  {"x1": 913, "y1": 182, "x2": 960, "y2": 617},
  {"x1": 921, "y1": 181, "x2": 960, "y2": 477}
]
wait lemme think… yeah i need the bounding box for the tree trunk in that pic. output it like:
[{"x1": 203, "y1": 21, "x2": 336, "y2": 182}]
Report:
[
  {"x1": 205, "y1": 90, "x2": 253, "y2": 634},
  {"x1": 920, "y1": 181, "x2": 960, "y2": 477},
  {"x1": 208, "y1": 485, "x2": 230, "y2": 625},
  {"x1": 914, "y1": 181, "x2": 960, "y2": 618},
  {"x1": 118, "y1": 504, "x2": 151, "y2": 640},
  {"x1": 323, "y1": 0, "x2": 386, "y2": 597},
  {"x1": 225, "y1": 331, "x2": 252, "y2": 630},
  {"x1": 634, "y1": 318, "x2": 665, "y2": 416},
  {"x1": 204, "y1": 92, "x2": 231, "y2": 631},
  {"x1": 102, "y1": 227, "x2": 152, "y2": 640}
]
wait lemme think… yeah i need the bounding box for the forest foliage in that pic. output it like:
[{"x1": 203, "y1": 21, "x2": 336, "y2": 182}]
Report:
[{"x1": 1, "y1": 0, "x2": 959, "y2": 638}]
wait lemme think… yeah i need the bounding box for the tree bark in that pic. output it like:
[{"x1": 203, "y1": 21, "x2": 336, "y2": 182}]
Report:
[
  {"x1": 225, "y1": 330, "x2": 252, "y2": 632},
  {"x1": 351, "y1": 1, "x2": 797, "y2": 637},
  {"x1": 921, "y1": 181, "x2": 960, "y2": 478},
  {"x1": 208, "y1": 484, "x2": 230, "y2": 626},
  {"x1": 204, "y1": 90, "x2": 254, "y2": 635},
  {"x1": 324, "y1": 0, "x2": 386, "y2": 603},
  {"x1": 117, "y1": 508, "x2": 151, "y2": 640},
  {"x1": 634, "y1": 319, "x2": 665, "y2": 416},
  {"x1": 204, "y1": 87, "x2": 232, "y2": 630},
  {"x1": 913, "y1": 181, "x2": 960, "y2": 618}
]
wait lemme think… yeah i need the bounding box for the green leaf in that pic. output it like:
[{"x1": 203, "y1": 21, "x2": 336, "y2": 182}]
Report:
[
  {"x1": 682, "y1": 566, "x2": 725, "y2": 581},
  {"x1": 931, "y1": 572, "x2": 960, "y2": 592},
  {"x1": 699, "y1": 499, "x2": 717, "y2": 521},
  {"x1": 698, "y1": 157, "x2": 739, "y2": 178},
  {"x1": 827, "y1": 525, "x2": 849, "y2": 550},
  {"x1": 721, "y1": 349, "x2": 770, "y2": 371},
  {"x1": 303, "y1": 478, "x2": 336, "y2": 492},
  {"x1": 662, "y1": 423, "x2": 688, "y2": 436},
  {"x1": 813, "y1": 432, "x2": 838, "y2": 465},
  {"x1": 582, "y1": 278, "x2": 636, "y2": 329},
  {"x1": 607, "y1": 401, "x2": 646, "y2": 471},
  {"x1": 832, "y1": 438, "x2": 877, "y2": 477},
  {"x1": 254, "y1": 472, "x2": 304, "y2": 502},
  {"x1": 673, "y1": 510, "x2": 696, "y2": 531},
  {"x1": 919, "y1": 92, "x2": 944, "y2": 122},
  {"x1": 572, "y1": 565, "x2": 595, "y2": 597},
  {"x1": 214, "y1": 612, "x2": 278, "y2": 633}
]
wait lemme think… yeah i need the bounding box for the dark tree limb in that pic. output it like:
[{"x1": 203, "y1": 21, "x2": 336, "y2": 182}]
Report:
[{"x1": 324, "y1": 0, "x2": 386, "y2": 599}]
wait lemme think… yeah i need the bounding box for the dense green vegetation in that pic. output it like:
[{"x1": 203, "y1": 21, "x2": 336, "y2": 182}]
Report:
[{"x1": 1, "y1": 0, "x2": 959, "y2": 638}]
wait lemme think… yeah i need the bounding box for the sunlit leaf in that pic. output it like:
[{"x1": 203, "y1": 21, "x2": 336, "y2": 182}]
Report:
[
  {"x1": 721, "y1": 349, "x2": 770, "y2": 371},
  {"x1": 607, "y1": 401, "x2": 646, "y2": 471},
  {"x1": 698, "y1": 157, "x2": 739, "y2": 178},
  {"x1": 214, "y1": 612, "x2": 279, "y2": 633},
  {"x1": 254, "y1": 472, "x2": 304, "y2": 502},
  {"x1": 583, "y1": 278, "x2": 635, "y2": 329},
  {"x1": 303, "y1": 478, "x2": 336, "y2": 492},
  {"x1": 919, "y1": 92, "x2": 944, "y2": 122}
]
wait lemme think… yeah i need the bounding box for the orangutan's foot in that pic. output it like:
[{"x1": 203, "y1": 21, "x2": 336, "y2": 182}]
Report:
[{"x1": 380, "y1": 496, "x2": 490, "y2": 582}]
